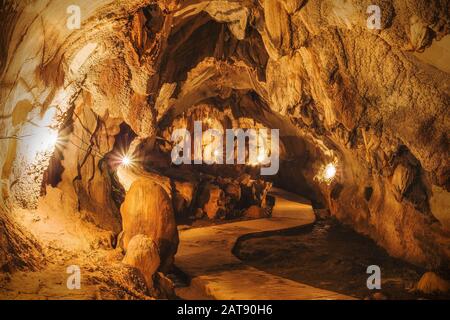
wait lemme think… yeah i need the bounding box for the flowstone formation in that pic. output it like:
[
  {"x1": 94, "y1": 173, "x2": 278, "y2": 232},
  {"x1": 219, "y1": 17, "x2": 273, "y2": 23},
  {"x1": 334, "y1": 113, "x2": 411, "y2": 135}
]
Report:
[{"x1": 0, "y1": 0, "x2": 449, "y2": 299}]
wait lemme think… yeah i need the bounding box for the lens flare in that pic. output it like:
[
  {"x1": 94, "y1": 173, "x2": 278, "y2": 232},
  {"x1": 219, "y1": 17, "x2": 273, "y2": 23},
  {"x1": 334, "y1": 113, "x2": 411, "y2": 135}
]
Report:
[
  {"x1": 111, "y1": 149, "x2": 137, "y2": 169},
  {"x1": 316, "y1": 162, "x2": 338, "y2": 185},
  {"x1": 323, "y1": 163, "x2": 336, "y2": 180},
  {"x1": 121, "y1": 155, "x2": 132, "y2": 167}
]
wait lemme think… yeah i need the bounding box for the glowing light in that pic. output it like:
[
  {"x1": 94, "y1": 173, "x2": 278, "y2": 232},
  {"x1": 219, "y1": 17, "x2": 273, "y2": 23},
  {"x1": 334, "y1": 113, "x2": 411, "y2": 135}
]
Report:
[
  {"x1": 317, "y1": 162, "x2": 338, "y2": 185},
  {"x1": 113, "y1": 149, "x2": 137, "y2": 169},
  {"x1": 47, "y1": 131, "x2": 59, "y2": 149},
  {"x1": 121, "y1": 155, "x2": 132, "y2": 167},
  {"x1": 315, "y1": 162, "x2": 338, "y2": 185},
  {"x1": 324, "y1": 163, "x2": 336, "y2": 180}
]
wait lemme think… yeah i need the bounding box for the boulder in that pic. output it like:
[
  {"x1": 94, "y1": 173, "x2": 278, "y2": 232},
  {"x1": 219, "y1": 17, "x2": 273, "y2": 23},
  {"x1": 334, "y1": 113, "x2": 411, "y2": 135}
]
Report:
[
  {"x1": 120, "y1": 178, "x2": 179, "y2": 271},
  {"x1": 196, "y1": 182, "x2": 226, "y2": 219},
  {"x1": 240, "y1": 179, "x2": 272, "y2": 208},
  {"x1": 253, "y1": 180, "x2": 272, "y2": 208},
  {"x1": 173, "y1": 181, "x2": 195, "y2": 216},
  {"x1": 237, "y1": 173, "x2": 252, "y2": 186},
  {"x1": 122, "y1": 234, "x2": 160, "y2": 290},
  {"x1": 244, "y1": 205, "x2": 268, "y2": 219},
  {"x1": 225, "y1": 183, "x2": 241, "y2": 202},
  {"x1": 203, "y1": 185, "x2": 225, "y2": 219},
  {"x1": 415, "y1": 272, "x2": 450, "y2": 294}
]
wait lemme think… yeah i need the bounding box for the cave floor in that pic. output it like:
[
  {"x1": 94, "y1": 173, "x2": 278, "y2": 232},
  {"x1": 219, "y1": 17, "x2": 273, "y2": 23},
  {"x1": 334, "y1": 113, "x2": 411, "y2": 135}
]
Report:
[
  {"x1": 0, "y1": 191, "x2": 151, "y2": 300},
  {"x1": 3, "y1": 188, "x2": 444, "y2": 300},
  {"x1": 0, "y1": 246, "x2": 151, "y2": 300},
  {"x1": 174, "y1": 188, "x2": 355, "y2": 300},
  {"x1": 235, "y1": 220, "x2": 450, "y2": 300}
]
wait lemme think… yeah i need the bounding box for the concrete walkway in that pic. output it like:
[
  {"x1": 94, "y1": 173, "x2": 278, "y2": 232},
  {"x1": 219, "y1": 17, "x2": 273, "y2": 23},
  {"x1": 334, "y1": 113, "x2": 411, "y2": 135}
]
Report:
[{"x1": 175, "y1": 188, "x2": 355, "y2": 300}]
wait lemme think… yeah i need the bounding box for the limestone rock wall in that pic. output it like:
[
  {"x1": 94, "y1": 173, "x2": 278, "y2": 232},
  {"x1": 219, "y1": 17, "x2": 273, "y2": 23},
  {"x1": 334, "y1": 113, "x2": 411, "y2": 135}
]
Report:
[{"x1": 258, "y1": 0, "x2": 450, "y2": 268}]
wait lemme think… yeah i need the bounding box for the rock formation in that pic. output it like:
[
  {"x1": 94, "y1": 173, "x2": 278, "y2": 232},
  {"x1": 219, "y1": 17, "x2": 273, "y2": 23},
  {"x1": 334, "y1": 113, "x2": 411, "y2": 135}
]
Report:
[
  {"x1": 415, "y1": 271, "x2": 450, "y2": 294},
  {"x1": 120, "y1": 178, "x2": 178, "y2": 271},
  {"x1": 122, "y1": 234, "x2": 160, "y2": 291}
]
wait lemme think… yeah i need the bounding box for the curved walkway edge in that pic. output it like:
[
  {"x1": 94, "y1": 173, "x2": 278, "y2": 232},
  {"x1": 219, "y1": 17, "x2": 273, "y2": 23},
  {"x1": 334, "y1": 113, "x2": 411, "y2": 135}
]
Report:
[{"x1": 175, "y1": 188, "x2": 355, "y2": 300}]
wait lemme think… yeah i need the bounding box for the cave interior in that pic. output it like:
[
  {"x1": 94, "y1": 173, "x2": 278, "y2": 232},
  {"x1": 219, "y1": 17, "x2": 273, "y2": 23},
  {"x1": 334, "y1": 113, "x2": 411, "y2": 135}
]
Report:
[{"x1": 0, "y1": 0, "x2": 449, "y2": 300}]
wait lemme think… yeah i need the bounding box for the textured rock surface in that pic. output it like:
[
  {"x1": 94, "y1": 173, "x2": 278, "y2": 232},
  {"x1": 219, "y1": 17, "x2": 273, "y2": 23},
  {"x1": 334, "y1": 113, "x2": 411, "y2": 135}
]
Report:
[
  {"x1": 201, "y1": 184, "x2": 226, "y2": 219},
  {"x1": 415, "y1": 272, "x2": 450, "y2": 294},
  {"x1": 243, "y1": 205, "x2": 269, "y2": 219},
  {"x1": 0, "y1": 0, "x2": 448, "y2": 276},
  {"x1": 0, "y1": 208, "x2": 43, "y2": 273},
  {"x1": 122, "y1": 234, "x2": 160, "y2": 290}
]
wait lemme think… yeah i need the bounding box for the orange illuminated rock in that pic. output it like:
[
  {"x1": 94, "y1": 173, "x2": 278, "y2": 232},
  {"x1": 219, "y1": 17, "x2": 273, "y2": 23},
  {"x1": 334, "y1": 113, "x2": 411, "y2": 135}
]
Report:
[
  {"x1": 122, "y1": 234, "x2": 160, "y2": 290},
  {"x1": 416, "y1": 272, "x2": 450, "y2": 294},
  {"x1": 244, "y1": 205, "x2": 269, "y2": 219},
  {"x1": 203, "y1": 185, "x2": 226, "y2": 219},
  {"x1": 121, "y1": 178, "x2": 178, "y2": 271}
]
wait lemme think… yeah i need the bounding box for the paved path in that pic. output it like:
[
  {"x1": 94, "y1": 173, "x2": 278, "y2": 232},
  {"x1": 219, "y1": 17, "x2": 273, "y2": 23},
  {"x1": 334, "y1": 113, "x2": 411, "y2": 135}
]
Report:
[{"x1": 175, "y1": 188, "x2": 355, "y2": 300}]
